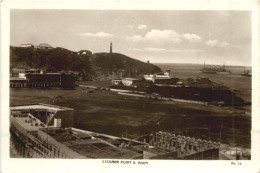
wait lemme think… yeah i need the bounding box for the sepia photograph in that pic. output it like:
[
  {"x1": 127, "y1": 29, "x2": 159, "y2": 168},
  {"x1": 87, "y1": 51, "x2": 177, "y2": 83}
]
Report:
[
  {"x1": 1, "y1": 1, "x2": 260, "y2": 173},
  {"x1": 9, "y1": 9, "x2": 252, "y2": 160}
]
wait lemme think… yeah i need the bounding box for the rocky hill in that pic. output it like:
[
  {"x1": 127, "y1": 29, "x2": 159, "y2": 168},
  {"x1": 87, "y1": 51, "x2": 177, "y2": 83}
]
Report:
[{"x1": 10, "y1": 46, "x2": 161, "y2": 80}]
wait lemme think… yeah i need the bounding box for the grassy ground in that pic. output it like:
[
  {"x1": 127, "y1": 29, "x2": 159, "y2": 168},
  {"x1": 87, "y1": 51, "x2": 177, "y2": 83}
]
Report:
[{"x1": 10, "y1": 86, "x2": 251, "y2": 149}]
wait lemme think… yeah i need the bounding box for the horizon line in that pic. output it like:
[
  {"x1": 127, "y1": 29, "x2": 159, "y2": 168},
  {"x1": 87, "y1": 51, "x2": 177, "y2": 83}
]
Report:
[{"x1": 152, "y1": 62, "x2": 252, "y2": 67}]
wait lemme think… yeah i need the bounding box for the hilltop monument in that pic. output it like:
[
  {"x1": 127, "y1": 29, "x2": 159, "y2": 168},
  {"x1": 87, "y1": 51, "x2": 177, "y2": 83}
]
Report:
[{"x1": 110, "y1": 42, "x2": 112, "y2": 53}]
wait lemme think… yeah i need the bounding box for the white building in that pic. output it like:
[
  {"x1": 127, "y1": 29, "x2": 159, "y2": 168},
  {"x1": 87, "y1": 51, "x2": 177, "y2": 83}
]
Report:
[
  {"x1": 36, "y1": 43, "x2": 53, "y2": 49},
  {"x1": 122, "y1": 78, "x2": 139, "y2": 86},
  {"x1": 155, "y1": 71, "x2": 170, "y2": 79},
  {"x1": 18, "y1": 73, "x2": 26, "y2": 79},
  {"x1": 77, "y1": 50, "x2": 92, "y2": 55},
  {"x1": 144, "y1": 70, "x2": 171, "y2": 83},
  {"x1": 112, "y1": 79, "x2": 122, "y2": 85},
  {"x1": 10, "y1": 103, "x2": 74, "y2": 128},
  {"x1": 20, "y1": 44, "x2": 33, "y2": 48},
  {"x1": 143, "y1": 74, "x2": 155, "y2": 82}
]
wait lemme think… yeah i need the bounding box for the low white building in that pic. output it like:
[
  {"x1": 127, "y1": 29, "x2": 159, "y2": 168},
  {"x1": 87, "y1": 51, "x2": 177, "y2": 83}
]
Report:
[
  {"x1": 155, "y1": 71, "x2": 170, "y2": 79},
  {"x1": 144, "y1": 70, "x2": 171, "y2": 83},
  {"x1": 10, "y1": 103, "x2": 74, "y2": 128},
  {"x1": 122, "y1": 78, "x2": 139, "y2": 86},
  {"x1": 143, "y1": 74, "x2": 155, "y2": 82}
]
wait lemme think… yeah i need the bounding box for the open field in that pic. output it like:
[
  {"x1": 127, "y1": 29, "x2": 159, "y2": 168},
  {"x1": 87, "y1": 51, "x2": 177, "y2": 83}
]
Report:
[{"x1": 10, "y1": 86, "x2": 251, "y2": 149}]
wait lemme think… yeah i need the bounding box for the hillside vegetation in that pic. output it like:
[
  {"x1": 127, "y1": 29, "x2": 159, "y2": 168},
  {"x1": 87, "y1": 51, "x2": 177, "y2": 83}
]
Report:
[{"x1": 10, "y1": 46, "x2": 161, "y2": 80}]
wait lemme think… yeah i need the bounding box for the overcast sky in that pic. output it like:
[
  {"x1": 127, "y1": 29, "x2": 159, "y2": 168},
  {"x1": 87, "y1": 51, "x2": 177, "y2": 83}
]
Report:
[{"x1": 11, "y1": 10, "x2": 251, "y2": 66}]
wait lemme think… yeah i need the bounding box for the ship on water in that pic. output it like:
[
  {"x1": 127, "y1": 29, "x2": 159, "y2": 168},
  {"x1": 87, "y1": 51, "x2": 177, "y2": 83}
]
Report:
[
  {"x1": 241, "y1": 67, "x2": 252, "y2": 77},
  {"x1": 200, "y1": 62, "x2": 231, "y2": 75}
]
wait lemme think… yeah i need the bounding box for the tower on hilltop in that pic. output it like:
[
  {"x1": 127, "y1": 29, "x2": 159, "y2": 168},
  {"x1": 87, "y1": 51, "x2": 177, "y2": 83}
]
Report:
[{"x1": 110, "y1": 42, "x2": 113, "y2": 53}]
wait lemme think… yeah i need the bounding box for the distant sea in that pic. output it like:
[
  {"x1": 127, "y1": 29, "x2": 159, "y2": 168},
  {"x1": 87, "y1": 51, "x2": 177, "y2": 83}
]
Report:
[{"x1": 155, "y1": 63, "x2": 252, "y2": 103}]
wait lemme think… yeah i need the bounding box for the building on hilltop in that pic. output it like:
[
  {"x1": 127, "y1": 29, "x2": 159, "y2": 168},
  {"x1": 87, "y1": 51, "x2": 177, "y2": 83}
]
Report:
[
  {"x1": 77, "y1": 50, "x2": 92, "y2": 55},
  {"x1": 36, "y1": 43, "x2": 53, "y2": 50},
  {"x1": 20, "y1": 44, "x2": 34, "y2": 48}
]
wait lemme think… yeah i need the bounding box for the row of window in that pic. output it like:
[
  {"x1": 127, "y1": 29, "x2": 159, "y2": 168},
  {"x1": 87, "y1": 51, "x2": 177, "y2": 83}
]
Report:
[{"x1": 10, "y1": 82, "x2": 62, "y2": 88}]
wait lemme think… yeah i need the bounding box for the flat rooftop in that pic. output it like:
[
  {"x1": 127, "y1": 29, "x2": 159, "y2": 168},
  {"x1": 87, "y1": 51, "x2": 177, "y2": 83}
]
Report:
[
  {"x1": 11, "y1": 114, "x2": 45, "y2": 132},
  {"x1": 10, "y1": 77, "x2": 26, "y2": 81},
  {"x1": 10, "y1": 103, "x2": 73, "y2": 111},
  {"x1": 123, "y1": 78, "x2": 138, "y2": 80},
  {"x1": 144, "y1": 147, "x2": 173, "y2": 155},
  {"x1": 26, "y1": 73, "x2": 61, "y2": 75},
  {"x1": 42, "y1": 128, "x2": 143, "y2": 159}
]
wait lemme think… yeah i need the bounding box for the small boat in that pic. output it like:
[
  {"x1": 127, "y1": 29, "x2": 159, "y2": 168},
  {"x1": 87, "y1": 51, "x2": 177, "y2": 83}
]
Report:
[
  {"x1": 241, "y1": 67, "x2": 252, "y2": 77},
  {"x1": 241, "y1": 71, "x2": 251, "y2": 77}
]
